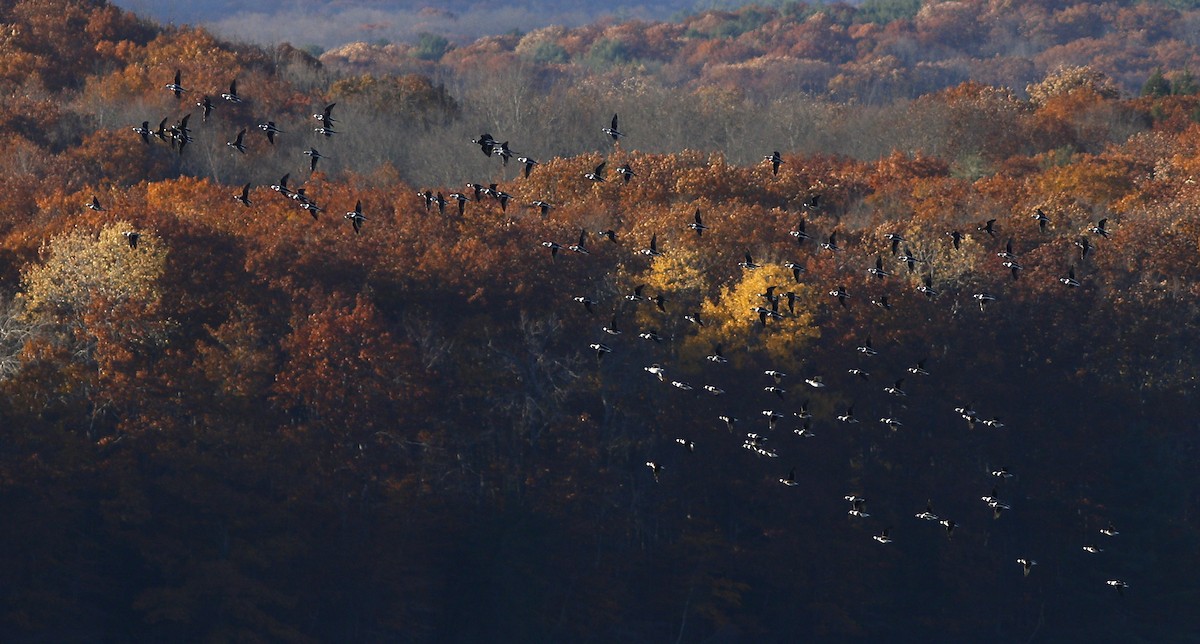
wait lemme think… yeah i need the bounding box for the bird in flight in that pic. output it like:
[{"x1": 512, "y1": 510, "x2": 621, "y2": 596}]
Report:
[
  {"x1": 602, "y1": 113, "x2": 623, "y2": 141},
  {"x1": 764, "y1": 150, "x2": 783, "y2": 176},
  {"x1": 164, "y1": 69, "x2": 188, "y2": 97}
]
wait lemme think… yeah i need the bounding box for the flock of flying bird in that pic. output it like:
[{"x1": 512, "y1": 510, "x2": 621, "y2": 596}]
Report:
[
  {"x1": 116, "y1": 70, "x2": 1132, "y2": 596},
  {"x1": 118, "y1": 70, "x2": 364, "y2": 235},
  {"x1": 510, "y1": 128, "x2": 1129, "y2": 595}
]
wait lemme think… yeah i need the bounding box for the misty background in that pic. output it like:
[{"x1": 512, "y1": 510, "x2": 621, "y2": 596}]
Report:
[{"x1": 111, "y1": 0, "x2": 766, "y2": 50}]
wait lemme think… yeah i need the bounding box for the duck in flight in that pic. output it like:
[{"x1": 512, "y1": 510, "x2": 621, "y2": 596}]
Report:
[
  {"x1": 1060, "y1": 266, "x2": 1081, "y2": 288},
  {"x1": 974, "y1": 292, "x2": 997, "y2": 311},
  {"x1": 584, "y1": 161, "x2": 607, "y2": 182},
  {"x1": 829, "y1": 285, "x2": 849, "y2": 308},
  {"x1": 856, "y1": 335, "x2": 878, "y2": 356},
  {"x1": 706, "y1": 345, "x2": 728, "y2": 363},
  {"x1": 164, "y1": 69, "x2": 188, "y2": 97},
  {"x1": 568, "y1": 229, "x2": 589, "y2": 254},
  {"x1": 640, "y1": 234, "x2": 662, "y2": 258},
  {"x1": 258, "y1": 120, "x2": 283, "y2": 144},
  {"x1": 85, "y1": 196, "x2": 105, "y2": 212},
  {"x1": 472, "y1": 133, "x2": 496, "y2": 157},
  {"x1": 197, "y1": 95, "x2": 213, "y2": 121},
  {"x1": 132, "y1": 121, "x2": 152, "y2": 144},
  {"x1": 783, "y1": 261, "x2": 805, "y2": 283},
  {"x1": 221, "y1": 78, "x2": 243, "y2": 103},
  {"x1": 820, "y1": 231, "x2": 841, "y2": 253},
  {"x1": 233, "y1": 182, "x2": 251, "y2": 207},
  {"x1": 897, "y1": 246, "x2": 920, "y2": 272},
  {"x1": 997, "y1": 237, "x2": 1017, "y2": 260},
  {"x1": 227, "y1": 129, "x2": 247, "y2": 153},
  {"x1": 687, "y1": 209, "x2": 708, "y2": 236},
  {"x1": 764, "y1": 151, "x2": 783, "y2": 176},
  {"x1": 518, "y1": 156, "x2": 538, "y2": 178},
  {"x1": 344, "y1": 200, "x2": 365, "y2": 233},
  {"x1": 780, "y1": 467, "x2": 799, "y2": 487},
  {"x1": 847, "y1": 496, "x2": 870, "y2": 518},
  {"x1": 1076, "y1": 236, "x2": 1093, "y2": 260},
  {"x1": 589, "y1": 343, "x2": 612, "y2": 361},
  {"x1": 916, "y1": 501, "x2": 939, "y2": 522},
  {"x1": 1033, "y1": 207, "x2": 1051, "y2": 232},
  {"x1": 917, "y1": 274, "x2": 939, "y2": 299},
  {"x1": 868, "y1": 255, "x2": 891, "y2": 279},
  {"x1": 790, "y1": 218, "x2": 811, "y2": 243},
  {"x1": 602, "y1": 113, "x2": 623, "y2": 141},
  {"x1": 270, "y1": 173, "x2": 292, "y2": 198},
  {"x1": 313, "y1": 103, "x2": 337, "y2": 136},
  {"x1": 492, "y1": 141, "x2": 514, "y2": 165},
  {"x1": 1017, "y1": 559, "x2": 1037, "y2": 577},
  {"x1": 883, "y1": 378, "x2": 906, "y2": 397},
  {"x1": 881, "y1": 233, "x2": 905, "y2": 256},
  {"x1": 616, "y1": 163, "x2": 636, "y2": 184},
  {"x1": 529, "y1": 200, "x2": 554, "y2": 218},
  {"x1": 303, "y1": 147, "x2": 327, "y2": 172}
]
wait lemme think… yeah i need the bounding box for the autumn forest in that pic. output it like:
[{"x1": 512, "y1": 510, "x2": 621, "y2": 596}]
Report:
[{"x1": 1, "y1": 0, "x2": 1199, "y2": 641}]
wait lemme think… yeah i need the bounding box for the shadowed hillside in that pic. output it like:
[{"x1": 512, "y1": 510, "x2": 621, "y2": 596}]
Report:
[{"x1": 0, "y1": 0, "x2": 1199, "y2": 641}]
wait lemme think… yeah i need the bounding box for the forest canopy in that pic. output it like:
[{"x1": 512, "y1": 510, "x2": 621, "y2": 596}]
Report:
[{"x1": 0, "y1": 0, "x2": 1198, "y2": 641}]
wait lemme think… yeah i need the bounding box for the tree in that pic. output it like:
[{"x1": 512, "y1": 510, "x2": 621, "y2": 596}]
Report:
[
  {"x1": 414, "y1": 32, "x2": 451, "y2": 61},
  {"x1": 1141, "y1": 68, "x2": 1172, "y2": 97}
]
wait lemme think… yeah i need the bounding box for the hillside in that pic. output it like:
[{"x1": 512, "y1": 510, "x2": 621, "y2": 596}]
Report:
[
  {"x1": 114, "y1": 0, "x2": 707, "y2": 49},
  {"x1": 0, "y1": 0, "x2": 1199, "y2": 641}
]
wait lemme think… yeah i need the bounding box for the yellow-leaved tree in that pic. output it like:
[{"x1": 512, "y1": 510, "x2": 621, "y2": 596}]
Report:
[
  {"x1": 21, "y1": 222, "x2": 166, "y2": 329},
  {"x1": 17, "y1": 222, "x2": 170, "y2": 435},
  {"x1": 680, "y1": 265, "x2": 820, "y2": 368}
]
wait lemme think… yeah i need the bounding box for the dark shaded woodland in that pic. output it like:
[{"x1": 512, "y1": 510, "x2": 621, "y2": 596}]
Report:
[{"x1": 0, "y1": 0, "x2": 1198, "y2": 641}]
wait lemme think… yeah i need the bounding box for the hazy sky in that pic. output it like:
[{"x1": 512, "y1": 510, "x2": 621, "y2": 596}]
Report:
[{"x1": 110, "y1": 0, "x2": 726, "y2": 49}]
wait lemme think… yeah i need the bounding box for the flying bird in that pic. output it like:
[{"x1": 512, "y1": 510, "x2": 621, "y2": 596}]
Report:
[
  {"x1": 233, "y1": 182, "x2": 252, "y2": 207},
  {"x1": 602, "y1": 113, "x2": 623, "y2": 141},
  {"x1": 197, "y1": 95, "x2": 213, "y2": 121},
  {"x1": 764, "y1": 150, "x2": 783, "y2": 176},
  {"x1": 303, "y1": 147, "x2": 327, "y2": 172},
  {"x1": 1033, "y1": 208, "x2": 1051, "y2": 232},
  {"x1": 640, "y1": 234, "x2": 662, "y2": 257},
  {"x1": 344, "y1": 200, "x2": 365, "y2": 233},
  {"x1": 221, "y1": 78, "x2": 243, "y2": 103},
  {"x1": 584, "y1": 161, "x2": 607, "y2": 182},
  {"x1": 227, "y1": 128, "x2": 247, "y2": 153},
  {"x1": 258, "y1": 120, "x2": 283, "y2": 144},
  {"x1": 132, "y1": 121, "x2": 152, "y2": 144},
  {"x1": 1017, "y1": 558, "x2": 1037, "y2": 577},
  {"x1": 518, "y1": 156, "x2": 538, "y2": 179},
  {"x1": 616, "y1": 163, "x2": 636, "y2": 184},
  {"x1": 164, "y1": 69, "x2": 187, "y2": 97},
  {"x1": 472, "y1": 133, "x2": 496, "y2": 157}
]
